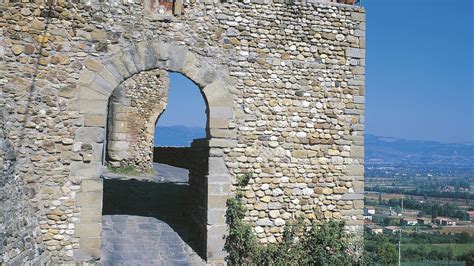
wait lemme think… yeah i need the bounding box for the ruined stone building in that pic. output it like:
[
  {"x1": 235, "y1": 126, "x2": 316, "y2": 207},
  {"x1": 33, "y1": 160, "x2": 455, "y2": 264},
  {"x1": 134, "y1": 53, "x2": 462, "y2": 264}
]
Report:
[{"x1": 0, "y1": 0, "x2": 365, "y2": 263}]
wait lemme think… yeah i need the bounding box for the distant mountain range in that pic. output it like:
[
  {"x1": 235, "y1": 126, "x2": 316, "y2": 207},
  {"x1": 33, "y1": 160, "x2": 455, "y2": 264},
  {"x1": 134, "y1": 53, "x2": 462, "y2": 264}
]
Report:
[
  {"x1": 365, "y1": 134, "x2": 474, "y2": 166},
  {"x1": 154, "y1": 126, "x2": 474, "y2": 176},
  {"x1": 154, "y1": 125, "x2": 206, "y2": 147}
]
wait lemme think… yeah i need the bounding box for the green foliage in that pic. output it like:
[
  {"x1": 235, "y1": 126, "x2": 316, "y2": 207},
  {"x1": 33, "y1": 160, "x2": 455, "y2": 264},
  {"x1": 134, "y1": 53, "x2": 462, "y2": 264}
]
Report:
[
  {"x1": 224, "y1": 172, "x2": 359, "y2": 265},
  {"x1": 374, "y1": 241, "x2": 398, "y2": 264},
  {"x1": 457, "y1": 249, "x2": 474, "y2": 265},
  {"x1": 108, "y1": 165, "x2": 154, "y2": 176},
  {"x1": 298, "y1": 220, "x2": 358, "y2": 265},
  {"x1": 236, "y1": 172, "x2": 252, "y2": 188},
  {"x1": 364, "y1": 228, "x2": 474, "y2": 264},
  {"x1": 370, "y1": 194, "x2": 468, "y2": 220},
  {"x1": 366, "y1": 186, "x2": 473, "y2": 201},
  {"x1": 363, "y1": 232, "x2": 398, "y2": 265},
  {"x1": 223, "y1": 196, "x2": 257, "y2": 265}
]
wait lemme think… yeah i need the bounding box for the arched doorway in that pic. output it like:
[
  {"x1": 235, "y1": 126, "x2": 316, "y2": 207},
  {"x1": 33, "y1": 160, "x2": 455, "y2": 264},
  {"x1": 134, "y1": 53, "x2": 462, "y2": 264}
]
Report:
[
  {"x1": 102, "y1": 70, "x2": 209, "y2": 262},
  {"x1": 73, "y1": 40, "x2": 236, "y2": 263}
]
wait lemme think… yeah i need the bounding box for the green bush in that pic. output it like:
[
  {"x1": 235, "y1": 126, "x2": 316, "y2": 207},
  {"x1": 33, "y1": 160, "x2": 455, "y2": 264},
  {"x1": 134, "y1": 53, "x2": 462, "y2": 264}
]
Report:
[{"x1": 224, "y1": 173, "x2": 359, "y2": 265}]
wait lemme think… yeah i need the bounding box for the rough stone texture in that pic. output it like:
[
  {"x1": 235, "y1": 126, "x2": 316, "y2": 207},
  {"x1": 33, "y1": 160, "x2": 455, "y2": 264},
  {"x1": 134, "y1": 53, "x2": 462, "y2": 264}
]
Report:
[
  {"x1": 107, "y1": 69, "x2": 168, "y2": 170},
  {"x1": 0, "y1": 111, "x2": 49, "y2": 264},
  {"x1": 0, "y1": 0, "x2": 365, "y2": 263}
]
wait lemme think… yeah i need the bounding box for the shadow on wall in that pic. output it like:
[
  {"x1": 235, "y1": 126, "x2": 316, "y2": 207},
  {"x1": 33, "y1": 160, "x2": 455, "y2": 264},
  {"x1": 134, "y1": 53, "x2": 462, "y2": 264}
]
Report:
[{"x1": 102, "y1": 178, "x2": 203, "y2": 259}]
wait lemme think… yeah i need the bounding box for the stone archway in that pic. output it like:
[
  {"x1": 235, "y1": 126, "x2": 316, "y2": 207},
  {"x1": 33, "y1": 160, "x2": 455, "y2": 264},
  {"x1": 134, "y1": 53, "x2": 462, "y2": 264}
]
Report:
[{"x1": 72, "y1": 39, "x2": 237, "y2": 262}]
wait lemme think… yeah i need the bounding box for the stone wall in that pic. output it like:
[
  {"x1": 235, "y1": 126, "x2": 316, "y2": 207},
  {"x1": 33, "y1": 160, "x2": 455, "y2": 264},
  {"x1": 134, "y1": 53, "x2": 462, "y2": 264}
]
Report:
[
  {"x1": 153, "y1": 141, "x2": 210, "y2": 258},
  {"x1": 0, "y1": 110, "x2": 49, "y2": 264},
  {"x1": 153, "y1": 146, "x2": 194, "y2": 169},
  {"x1": 107, "y1": 69, "x2": 168, "y2": 170},
  {"x1": 187, "y1": 139, "x2": 210, "y2": 258},
  {"x1": 0, "y1": 0, "x2": 365, "y2": 263}
]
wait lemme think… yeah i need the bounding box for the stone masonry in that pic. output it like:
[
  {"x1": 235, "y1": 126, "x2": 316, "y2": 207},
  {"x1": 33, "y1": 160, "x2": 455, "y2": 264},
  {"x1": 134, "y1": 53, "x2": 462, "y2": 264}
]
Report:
[
  {"x1": 0, "y1": 0, "x2": 365, "y2": 264},
  {"x1": 107, "y1": 69, "x2": 168, "y2": 170}
]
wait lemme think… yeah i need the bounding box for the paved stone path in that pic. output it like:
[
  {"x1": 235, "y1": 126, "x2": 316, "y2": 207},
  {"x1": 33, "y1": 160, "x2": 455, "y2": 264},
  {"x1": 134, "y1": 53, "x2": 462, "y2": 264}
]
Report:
[{"x1": 101, "y1": 164, "x2": 206, "y2": 265}]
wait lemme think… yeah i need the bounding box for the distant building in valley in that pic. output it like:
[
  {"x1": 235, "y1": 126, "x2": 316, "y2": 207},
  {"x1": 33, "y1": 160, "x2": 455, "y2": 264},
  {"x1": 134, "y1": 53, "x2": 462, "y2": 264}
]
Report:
[
  {"x1": 364, "y1": 207, "x2": 375, "y2": 215},
  {"x1": 367, "y1": 225, "x2": 383, "y2": 235},
  {"x1": 417, "y1": 217, "x2": 432, "y2": 225},
  {"x1": 434, "y1": 217, "x2": 456, "y2": 226},
  {"x1": 401, "y1": 218, "x2": 418, "y2": 226},
  {"x1": 466, "y1": 211, "x2": 474, "y2": 221},
  {"x1": 384, "y1": 226, "x2": 402, "y2": 234}
]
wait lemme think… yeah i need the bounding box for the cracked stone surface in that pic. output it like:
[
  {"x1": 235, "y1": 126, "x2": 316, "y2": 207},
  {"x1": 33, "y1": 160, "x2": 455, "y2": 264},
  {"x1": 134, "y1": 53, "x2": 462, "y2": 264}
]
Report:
[{"x1": 100, "y1": 163, "x2": 206, "y2": 265}]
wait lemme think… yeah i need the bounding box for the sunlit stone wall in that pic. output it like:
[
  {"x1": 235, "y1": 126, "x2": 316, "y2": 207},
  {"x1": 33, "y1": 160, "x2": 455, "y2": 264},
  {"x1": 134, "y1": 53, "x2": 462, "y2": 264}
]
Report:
[{"x1": 0, "y1": 0, "x2": 365, "y2": 263}]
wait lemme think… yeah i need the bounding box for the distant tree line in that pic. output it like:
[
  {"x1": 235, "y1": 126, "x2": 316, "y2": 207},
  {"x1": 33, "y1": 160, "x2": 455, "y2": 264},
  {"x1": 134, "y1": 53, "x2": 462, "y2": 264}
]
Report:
[
  {"x1": 385, "y1": 197, "x2": 467, "y2": 220},
  {"x1": 364, "y1": 230, "x2": 474, "y2": 264},
  {"x1": 366, "y1": 186, "x2": 473, "y2": 202}
]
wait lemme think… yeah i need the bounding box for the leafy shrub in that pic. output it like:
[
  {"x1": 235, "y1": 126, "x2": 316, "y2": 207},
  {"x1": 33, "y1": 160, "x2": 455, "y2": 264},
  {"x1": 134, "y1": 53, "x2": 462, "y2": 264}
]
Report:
[{"x1": 224, "y1": 173, "x2": 359, "y2": 265}]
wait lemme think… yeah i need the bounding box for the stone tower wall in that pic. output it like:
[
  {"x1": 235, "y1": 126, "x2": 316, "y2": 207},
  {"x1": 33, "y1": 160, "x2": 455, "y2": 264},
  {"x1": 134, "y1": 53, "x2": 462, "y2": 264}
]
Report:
[
  {"x1": 107, "y1": 69, "x2": 168, "y2": 170},
  {"x1": 0, "y1": 0, "x2": 365, "y2": 263}
]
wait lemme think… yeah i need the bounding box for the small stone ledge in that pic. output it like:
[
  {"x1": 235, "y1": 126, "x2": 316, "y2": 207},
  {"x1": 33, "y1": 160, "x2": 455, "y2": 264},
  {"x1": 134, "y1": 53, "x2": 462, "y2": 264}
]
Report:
[{"x1": 69, "y1": 162, "x2": 105, "y2": 178}]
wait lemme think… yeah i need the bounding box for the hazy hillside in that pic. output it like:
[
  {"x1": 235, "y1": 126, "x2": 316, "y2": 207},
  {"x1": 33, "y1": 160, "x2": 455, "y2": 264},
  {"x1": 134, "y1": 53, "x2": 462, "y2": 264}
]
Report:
[
  {"x1": 154, "y1": 126, "x2": 206, "y2": 147},
  {"x1": 365, "y1": 134, "x2": 474, "y2": 166},
  {"x1": 154, "y1": 126, "x2": 474, "y2": 176},
  {"x1": 365, "y1": 134, "x2": 473, "y2": 177}
]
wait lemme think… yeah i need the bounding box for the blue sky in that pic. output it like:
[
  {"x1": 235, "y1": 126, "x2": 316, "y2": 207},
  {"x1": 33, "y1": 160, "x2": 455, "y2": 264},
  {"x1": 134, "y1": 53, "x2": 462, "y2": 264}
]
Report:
[
  {"x1": 364, "y1": 0, "x2": 473, "y2": 143},
  {"x1": 156, "y1": 0, "x2": 473, "y2": 143},
  {"x1": 155, "y1": 72, "x2": 207, "y2": 128}
]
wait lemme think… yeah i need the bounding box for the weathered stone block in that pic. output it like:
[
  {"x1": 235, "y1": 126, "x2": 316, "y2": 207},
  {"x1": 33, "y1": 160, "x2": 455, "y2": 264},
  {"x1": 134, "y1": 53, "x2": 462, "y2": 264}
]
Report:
[
  {"x1": 78, "y1": 100, "x2": 107, "y2": 115},
  {"x1": 351, "y1": 12, "x2": 366, "y2": 22},
  {"x1": 84, "y1": 114, "x2": 106, "y2": 127},
  {"x1": 208, "y1": 183, "x2": 230, "y2": 195},
  {"x1": 70, "y1": 162, "x2": 104, "y2": 178},
  {"x1": 79, "y1": 207, "x2": 102, "y2": 223},
  {"x1": 209, "y1": 128, "x2": 237, "y2": 139},
  {"x1": 208, "y1": 175, "x2": 230, "y2": 183},
  {"x1": 81, "y1": 179, "x2": 103, "y2": 192},
  {"x1": 75, "y1": 127, "x2": 105, "y2": 143},
  {"x1": 209, "y1": 117, "x2": 230, "y2": 129},
  {"x1": 345, "y1": 48, "x2": 365, "y2": 59},
  {"x1": 210, "y1": 107, "x2": 233, "y2": 119},
  {"x1": 203, "y1": 80, "x2": 234, "y2": 108},
  {"x1": 78, "y1": 237, "x2": 101, "y2": 259},
  {"x1": 353, "y1": 96, "x2": 365, "y2": 104},
  {"x1": 208, "y1": 195, "x2": 228, "y2": 209},
  {"x1": 208, "y1": 209, "x2": 226, "y2": 225},
  {"x1": 75, "y1": 223, "x2": 101, "y2": 238},
  {"x1": 209, "y1": 138, "x2": 237, "y2": 148},
  {"x1": 79, "y1": 87, "x2": 108, "y2": 101},
  {"x1": 209, "y1": 158, "x2": 229, "y2": 176},
  {"x1": 344, "y1": 165, "x2": 364, "y2": 176},
  {"x1": 168, "y1": 45, "x2": 188, "y2": 72},
  {"x1": 342, "y1": 193, "x2": 364, "y2": 200},
  {"x1": 351, "y1": 146, "x2": 364, "y2": 159}
]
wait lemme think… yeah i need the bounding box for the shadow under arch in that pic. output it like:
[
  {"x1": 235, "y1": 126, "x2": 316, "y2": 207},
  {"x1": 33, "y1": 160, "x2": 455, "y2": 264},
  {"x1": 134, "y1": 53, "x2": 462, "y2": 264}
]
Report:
[{"x1": 73, "y1": 38, "x2": 237, "y2": 262}]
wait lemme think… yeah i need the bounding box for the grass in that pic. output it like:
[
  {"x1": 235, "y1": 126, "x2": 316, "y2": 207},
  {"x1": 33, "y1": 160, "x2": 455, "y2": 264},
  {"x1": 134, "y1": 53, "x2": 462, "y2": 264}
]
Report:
[
  {"x1": 401, "y1": 261, "x2": 464, "y2": 266},
  {"x1": 441, "y1": 226, "x2": 474, "y2": 236},
  {"x1": 402, "y1": 243, "x2": 474, "y2": 257},
  {"x1": 108, "y1": 165, "x2": 155, "y2": 176}
]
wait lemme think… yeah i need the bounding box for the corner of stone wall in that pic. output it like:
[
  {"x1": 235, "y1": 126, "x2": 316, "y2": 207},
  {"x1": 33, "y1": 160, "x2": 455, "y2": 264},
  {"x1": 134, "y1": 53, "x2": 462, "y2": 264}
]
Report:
[{"x1": 73, "y1": 178, "x2": 104, "y2": 261}]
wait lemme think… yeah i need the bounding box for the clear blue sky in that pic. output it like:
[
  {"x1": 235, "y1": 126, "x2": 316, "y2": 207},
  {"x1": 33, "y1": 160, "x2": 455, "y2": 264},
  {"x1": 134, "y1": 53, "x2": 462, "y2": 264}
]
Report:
[
  {"x1": 155, "y1": 72, "x2": 207, "y2": 128},
  {"x1": 157, "y1": 0, "x2": 473, "y2": 143},
  {"x1": 365, "y1": 0, "x2": 473, "y2": 143}
]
